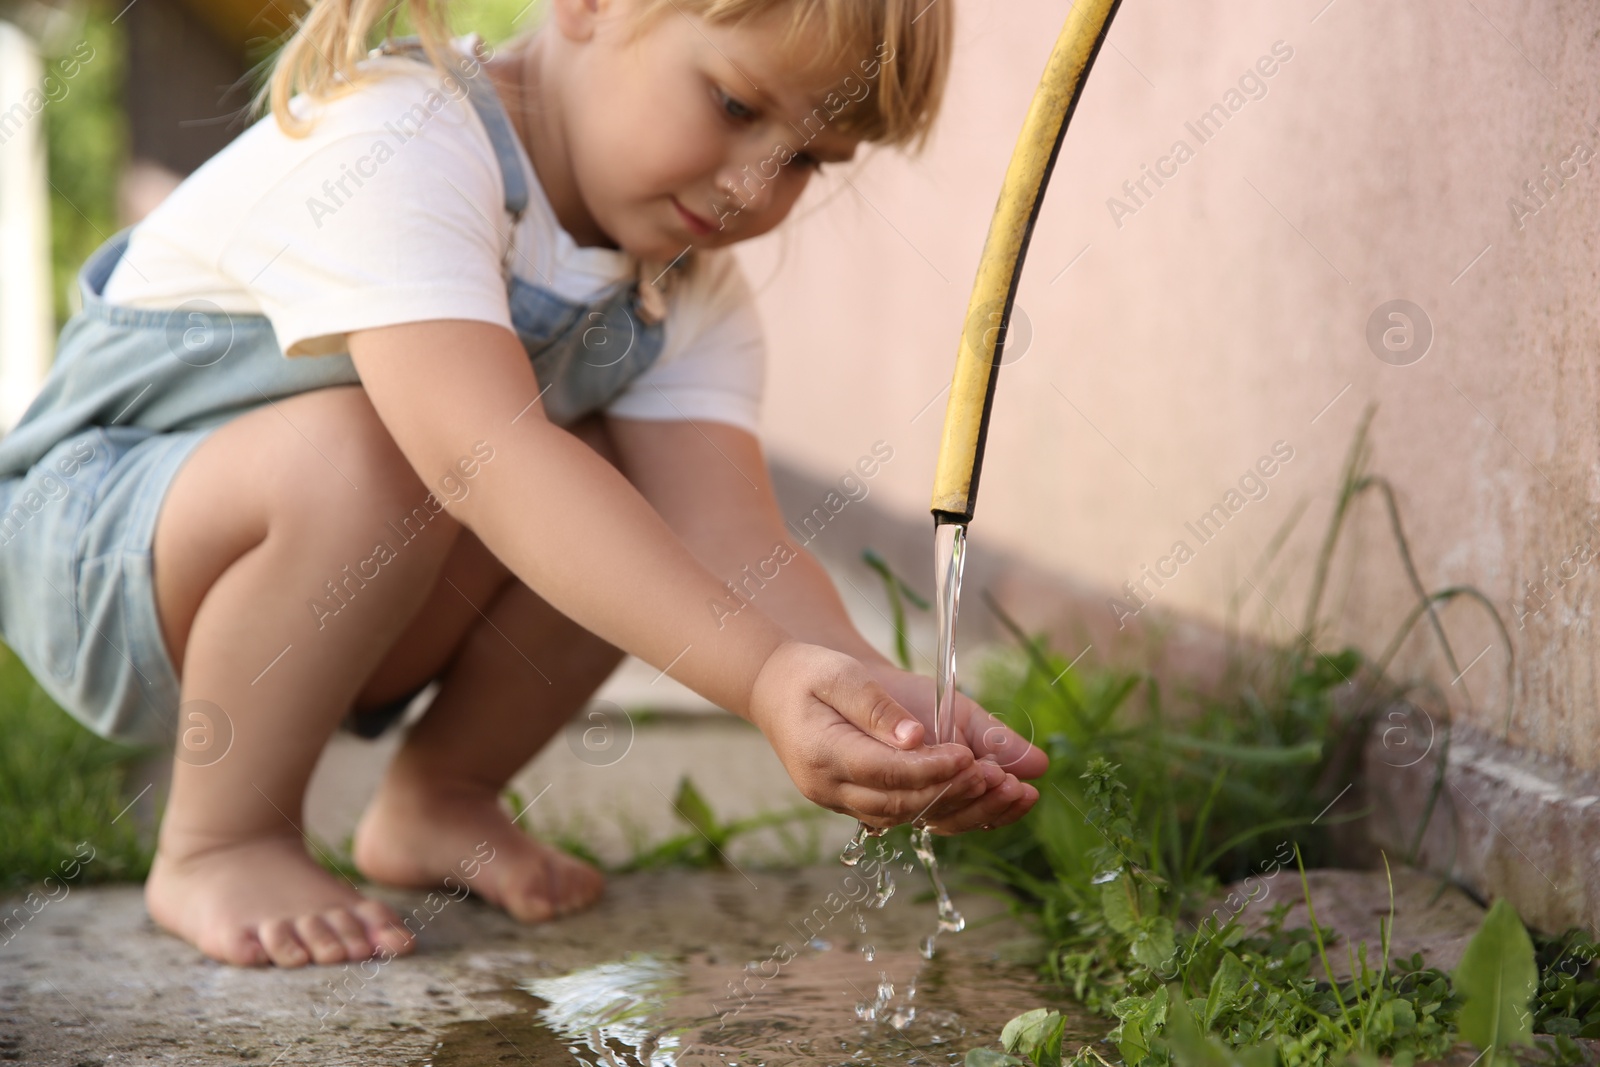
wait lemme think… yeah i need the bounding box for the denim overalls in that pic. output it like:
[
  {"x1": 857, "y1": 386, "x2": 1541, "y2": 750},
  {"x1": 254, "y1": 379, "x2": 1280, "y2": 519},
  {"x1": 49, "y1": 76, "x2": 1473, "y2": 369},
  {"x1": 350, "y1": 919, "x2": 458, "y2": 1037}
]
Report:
[{"x1": 0, "y1": 39, "x2": 679, "y2": 746}]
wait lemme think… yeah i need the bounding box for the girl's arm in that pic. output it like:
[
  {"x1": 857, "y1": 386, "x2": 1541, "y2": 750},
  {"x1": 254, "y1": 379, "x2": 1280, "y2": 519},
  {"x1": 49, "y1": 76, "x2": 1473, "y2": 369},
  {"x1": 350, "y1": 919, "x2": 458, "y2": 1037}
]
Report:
[
  {"x1": 606, "y1": 416, "x2": 892, "y2": 667},
  {"x1": 353, "y1": 320, "x2": 779, "y2": 715},
  {"x1": 349, "y1": 319, "x2": 987, "y2": 824},
  {"x1": 608, "y1": 416, "x2": 1048, "y2": 830}
]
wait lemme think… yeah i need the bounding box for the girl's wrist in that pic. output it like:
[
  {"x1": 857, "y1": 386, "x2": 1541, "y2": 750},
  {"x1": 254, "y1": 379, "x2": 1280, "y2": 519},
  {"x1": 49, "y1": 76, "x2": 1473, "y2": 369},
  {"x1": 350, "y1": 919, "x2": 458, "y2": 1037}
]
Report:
[
  {"x1": 774, "y1": 616, "x2": 890, "y2": 674},
  {"x1": 743, "y1": 638, "x2": 805, "y2": 736},
  {"x1": 709, "y1": 613, "x2": 794, "y2": 724}
]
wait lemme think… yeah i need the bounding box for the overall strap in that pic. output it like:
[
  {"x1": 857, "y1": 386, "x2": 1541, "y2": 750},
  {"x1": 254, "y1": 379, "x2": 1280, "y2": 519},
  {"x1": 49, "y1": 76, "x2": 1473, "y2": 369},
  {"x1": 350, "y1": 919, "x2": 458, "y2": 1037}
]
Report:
[{"x1": 377, "y1": 35, "x2": 530, "y2": 223}]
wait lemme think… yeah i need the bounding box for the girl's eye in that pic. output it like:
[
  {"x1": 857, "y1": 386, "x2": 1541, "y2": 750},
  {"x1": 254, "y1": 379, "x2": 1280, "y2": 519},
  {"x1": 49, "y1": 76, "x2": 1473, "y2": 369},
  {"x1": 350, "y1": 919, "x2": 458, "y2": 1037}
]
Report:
[{"x1": 717, "y1": 88, "x2": 757, "y2": 123}]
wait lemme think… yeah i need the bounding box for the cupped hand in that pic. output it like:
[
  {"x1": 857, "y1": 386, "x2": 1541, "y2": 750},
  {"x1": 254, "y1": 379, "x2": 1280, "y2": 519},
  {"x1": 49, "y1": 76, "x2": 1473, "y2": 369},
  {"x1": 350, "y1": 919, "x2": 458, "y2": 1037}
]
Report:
[
  {"x1": 865, "y1": 663, "x2": 1047, "y2": 835},
  {"x1": 748, "y1": 642, "x2": 999, "y2": 829}
]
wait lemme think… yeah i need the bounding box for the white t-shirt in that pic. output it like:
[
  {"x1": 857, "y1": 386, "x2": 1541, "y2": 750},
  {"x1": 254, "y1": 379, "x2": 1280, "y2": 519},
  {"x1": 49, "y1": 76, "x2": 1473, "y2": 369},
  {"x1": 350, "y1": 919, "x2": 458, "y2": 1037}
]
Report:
[{"x1": 102, "y1": 39, "x2": 766, "y2": 433}]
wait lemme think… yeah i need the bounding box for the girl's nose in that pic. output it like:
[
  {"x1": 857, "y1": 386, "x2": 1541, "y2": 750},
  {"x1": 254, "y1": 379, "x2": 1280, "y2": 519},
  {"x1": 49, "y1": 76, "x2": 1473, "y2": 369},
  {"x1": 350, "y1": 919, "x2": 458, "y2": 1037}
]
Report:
[{"x1": 714, "y1": 158, "x2": 778, "y2": 218}]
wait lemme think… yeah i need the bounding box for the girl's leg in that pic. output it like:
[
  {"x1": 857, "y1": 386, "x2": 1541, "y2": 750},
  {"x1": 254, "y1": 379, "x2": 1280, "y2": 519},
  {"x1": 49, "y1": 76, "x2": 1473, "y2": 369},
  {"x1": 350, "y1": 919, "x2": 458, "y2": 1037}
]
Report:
[
  {"x1": 146, "y1": 386, "x2": 463, "y2": 967},
  {"x1": 350, "y1": 416, "x2": 625, "y2": 920},
  {"x1": 353, "y1": 571, "x2": 623, "y2": 920}
]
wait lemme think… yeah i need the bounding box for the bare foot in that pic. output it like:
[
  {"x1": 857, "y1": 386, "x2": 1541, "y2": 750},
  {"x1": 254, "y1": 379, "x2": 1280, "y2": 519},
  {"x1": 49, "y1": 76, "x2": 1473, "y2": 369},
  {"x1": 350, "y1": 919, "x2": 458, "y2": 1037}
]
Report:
[
  {"x1": 145, "y1": 835, "x2": 416, "y2": 967},
  {"x1": 353, "y1": 776, "x2": 604, "y2": 924}
]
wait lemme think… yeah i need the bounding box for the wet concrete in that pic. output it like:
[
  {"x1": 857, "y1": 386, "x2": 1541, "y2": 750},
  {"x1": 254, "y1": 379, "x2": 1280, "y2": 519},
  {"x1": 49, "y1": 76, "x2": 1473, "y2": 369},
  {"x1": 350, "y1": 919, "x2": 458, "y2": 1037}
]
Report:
[
  {"x1": 0, "y1": 866, "x2": 1095, "y2": 1066},
  {"x1": 0, "y1": 858, "x2": 1499, "y2": 1065}
]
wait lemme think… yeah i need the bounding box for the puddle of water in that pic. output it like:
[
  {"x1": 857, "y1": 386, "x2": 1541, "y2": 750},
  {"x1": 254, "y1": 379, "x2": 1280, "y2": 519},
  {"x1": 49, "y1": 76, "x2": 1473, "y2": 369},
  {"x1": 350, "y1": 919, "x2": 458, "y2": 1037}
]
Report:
[{"x1": 423, "y1": 947, "x2": 1100, "y2": 1067}]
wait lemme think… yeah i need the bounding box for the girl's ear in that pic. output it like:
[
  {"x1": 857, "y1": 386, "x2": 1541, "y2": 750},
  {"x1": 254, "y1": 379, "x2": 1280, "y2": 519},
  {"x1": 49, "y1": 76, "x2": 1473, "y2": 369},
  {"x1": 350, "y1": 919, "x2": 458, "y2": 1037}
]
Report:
[{"x1": 549, "y1": 0, "x2": 604, "y2": 42}]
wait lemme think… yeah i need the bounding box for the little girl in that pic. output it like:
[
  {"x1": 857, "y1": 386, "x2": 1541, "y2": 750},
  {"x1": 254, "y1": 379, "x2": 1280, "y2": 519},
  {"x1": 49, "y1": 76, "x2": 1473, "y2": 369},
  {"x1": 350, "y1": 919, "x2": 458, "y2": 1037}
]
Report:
[{"x1": 0, "y1": 0, "x2": 1044, "y2": 968}]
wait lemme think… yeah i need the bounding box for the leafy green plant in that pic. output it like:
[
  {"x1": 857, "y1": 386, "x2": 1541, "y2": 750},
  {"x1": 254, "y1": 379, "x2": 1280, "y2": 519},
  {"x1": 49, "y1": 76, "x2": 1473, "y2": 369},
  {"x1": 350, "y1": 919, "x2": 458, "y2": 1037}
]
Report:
[
  {"x1": 1454, "y1": 899, "x2": 1538, "y2": 1064},
  {"x1": 862, "y1": 547, "x2": 931, "y2": 671},
  {"x1": 960, "y1": 754, "x2": 1461, "y2": 1064},
  {"x1": 965, "y1": 1007, "x2": 1119, "y2": 1067},
  {"x1": 1534, "y1": 928, "x2": 1600, "y2": 1040},
  {"x1": 616, "y1": 776, "x2": 828, "y2": 873},
  {"x1": 1163, "y1": 992, "x2": 1275, "y2": 1067}
]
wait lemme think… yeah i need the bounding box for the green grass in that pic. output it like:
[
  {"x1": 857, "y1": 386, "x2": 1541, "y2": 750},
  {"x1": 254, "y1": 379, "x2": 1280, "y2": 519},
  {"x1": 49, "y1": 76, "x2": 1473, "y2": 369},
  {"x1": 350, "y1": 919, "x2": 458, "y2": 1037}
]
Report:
[{"x1": 0, "y1": 643, "x2": 154, "y2": 892}]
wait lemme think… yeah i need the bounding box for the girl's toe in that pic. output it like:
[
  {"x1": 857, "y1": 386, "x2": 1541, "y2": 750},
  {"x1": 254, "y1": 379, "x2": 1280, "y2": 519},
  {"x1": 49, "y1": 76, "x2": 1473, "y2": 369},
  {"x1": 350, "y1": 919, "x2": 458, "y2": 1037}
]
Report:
[
  {"x1": 216, "y1": 925, "x2": 269, "y2": 967},
  {"x1": 294, "y1": 914, "x2": 349, "y2": 965},
  {"x1": 354, "y1": 901, "x2": 414, "y2": 957},
  {"x1": 260, "y1": 918, "x2": 311, "y2": 968},
  {"x1": 324, "y1": 908, "x2": 374, "y2": 961}
]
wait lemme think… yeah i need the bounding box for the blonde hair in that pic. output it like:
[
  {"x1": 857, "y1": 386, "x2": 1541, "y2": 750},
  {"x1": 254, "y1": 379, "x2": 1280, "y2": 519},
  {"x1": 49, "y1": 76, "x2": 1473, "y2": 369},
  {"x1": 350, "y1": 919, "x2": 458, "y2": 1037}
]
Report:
[
  {"x1": 630, "y1": 0, "x2": 953, "y2": 151},
  {"x1": 263, "y1": 0, "x2": 456, "y2": 137},
  {"x1": 263, "y1": 0, "x2": 952, "y2": 149}
]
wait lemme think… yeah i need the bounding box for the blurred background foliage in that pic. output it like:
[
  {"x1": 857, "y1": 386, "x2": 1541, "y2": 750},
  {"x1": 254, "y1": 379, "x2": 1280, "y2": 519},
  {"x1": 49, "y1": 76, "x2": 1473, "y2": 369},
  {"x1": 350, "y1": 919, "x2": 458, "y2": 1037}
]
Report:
[
  {"x1": 26, "y1": 1, "x2": 123, "y2": 329},
  {"x1": 19, "y1": 0, "x2": 543, "y2": 328}
]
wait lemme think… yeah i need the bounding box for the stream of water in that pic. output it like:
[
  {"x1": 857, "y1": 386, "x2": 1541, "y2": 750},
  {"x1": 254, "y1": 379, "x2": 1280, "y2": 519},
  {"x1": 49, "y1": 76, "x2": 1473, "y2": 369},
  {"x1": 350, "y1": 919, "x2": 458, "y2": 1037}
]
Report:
[
  {"x1": 932, "y1": 522, "x2": 966, "y2": 749},
  {"x1": 839, "y1": 523, "x2": 969, "y2": 967}
]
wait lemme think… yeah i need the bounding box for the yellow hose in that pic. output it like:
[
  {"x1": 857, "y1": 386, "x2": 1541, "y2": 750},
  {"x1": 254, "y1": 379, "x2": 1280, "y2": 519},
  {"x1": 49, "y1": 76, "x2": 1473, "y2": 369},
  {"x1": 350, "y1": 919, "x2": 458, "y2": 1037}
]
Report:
[{"x1": 930, "y1": 0, "x2": 1122, "y2": 524}]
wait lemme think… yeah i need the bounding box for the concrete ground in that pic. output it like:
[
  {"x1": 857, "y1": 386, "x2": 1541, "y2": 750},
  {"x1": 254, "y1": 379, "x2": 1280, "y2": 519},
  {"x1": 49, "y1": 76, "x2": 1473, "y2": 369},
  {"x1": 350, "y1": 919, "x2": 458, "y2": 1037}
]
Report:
[
  {"x1": 3, "y1": 709, "x2": 1089, "y2": 1066},
  {"x1": 3, "y1": 692, "x2": 1500, "y2": 1066}
]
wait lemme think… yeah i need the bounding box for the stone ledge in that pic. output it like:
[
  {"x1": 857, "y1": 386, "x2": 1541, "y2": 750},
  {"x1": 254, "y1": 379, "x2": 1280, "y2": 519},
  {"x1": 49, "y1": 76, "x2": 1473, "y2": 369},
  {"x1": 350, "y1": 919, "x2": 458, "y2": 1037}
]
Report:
[{"x1": 1365, "y1": 708, "x2": 1600, "y2": 934}]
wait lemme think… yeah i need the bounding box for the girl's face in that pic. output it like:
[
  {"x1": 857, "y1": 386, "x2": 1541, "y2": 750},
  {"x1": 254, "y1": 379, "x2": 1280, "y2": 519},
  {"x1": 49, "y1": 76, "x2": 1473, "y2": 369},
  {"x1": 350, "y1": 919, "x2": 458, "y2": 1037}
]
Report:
[{"x1": 551, "y1": 0, "x2": 866, "y2": 262}]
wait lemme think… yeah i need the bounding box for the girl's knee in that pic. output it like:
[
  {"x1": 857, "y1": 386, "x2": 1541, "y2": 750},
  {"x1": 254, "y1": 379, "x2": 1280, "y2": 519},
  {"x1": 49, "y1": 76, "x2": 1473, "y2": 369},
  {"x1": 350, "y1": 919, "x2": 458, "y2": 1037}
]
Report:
[
  {"x1": 274, "y1": 388, "x2": 445, "y2": 526},
  {"x1": 249, "y1": 389, "x2": 462, "y2": 579}
]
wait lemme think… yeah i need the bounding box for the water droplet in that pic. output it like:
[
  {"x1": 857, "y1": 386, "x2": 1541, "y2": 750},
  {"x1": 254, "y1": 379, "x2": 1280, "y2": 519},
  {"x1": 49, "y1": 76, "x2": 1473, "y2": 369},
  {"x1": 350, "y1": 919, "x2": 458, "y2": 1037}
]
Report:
[
  {"x1": 910, "y1": 825, "x2": 965, "y2": 937},
  {"x1": 840, "y1": 823, "x2": 870, "y2": 867},
  {"x1": 807, "y1": 938, "x2": 831, "y2": 952},
  {"x1": 856, "y1": 971, "x2": 897, "y2": 1023},
  {"x1": 872, "y1": 863, "x2": 896, "y2": 907},
  {"x1": 919, "y1": 934, "x2": 937, "y2": 959},
  {"x1": 1091, "y1": 867, "x2": 1122, "y2": 885},
  {"x1": 861, "y1": 944, "x2": 875, "y2": 962}
]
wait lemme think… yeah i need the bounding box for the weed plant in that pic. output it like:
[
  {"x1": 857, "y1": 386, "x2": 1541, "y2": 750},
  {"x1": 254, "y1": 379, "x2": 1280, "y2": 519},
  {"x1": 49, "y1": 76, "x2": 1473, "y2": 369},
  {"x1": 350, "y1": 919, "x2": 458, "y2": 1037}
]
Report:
[
  {"x1": 510, "y1": 776, "x2": 832, "y2": 873},
  {"x1": 867, "y1": 411, "x2": 1587, "y2": 1063}
]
